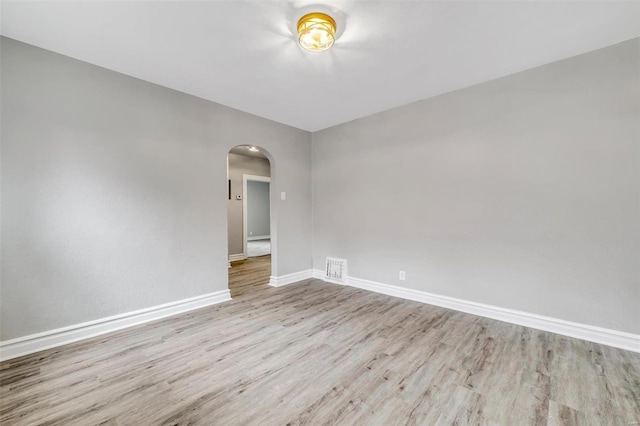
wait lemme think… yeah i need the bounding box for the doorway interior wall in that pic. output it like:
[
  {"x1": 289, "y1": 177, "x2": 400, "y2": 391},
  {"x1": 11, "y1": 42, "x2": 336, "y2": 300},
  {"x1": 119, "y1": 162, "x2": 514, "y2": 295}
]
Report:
[
  {"x1": 226, "y1": 145, "x2": 275, "y2": 288},
  {"x1": 243, "y1": 174, "x2": 271, "y2": 257}
]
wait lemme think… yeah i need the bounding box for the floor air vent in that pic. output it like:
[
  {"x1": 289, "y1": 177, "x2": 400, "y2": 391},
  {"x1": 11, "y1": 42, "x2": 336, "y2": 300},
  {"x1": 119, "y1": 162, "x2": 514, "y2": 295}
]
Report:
[{"x1": 325, "y1": 257, "x2": 347, "y2": 285}]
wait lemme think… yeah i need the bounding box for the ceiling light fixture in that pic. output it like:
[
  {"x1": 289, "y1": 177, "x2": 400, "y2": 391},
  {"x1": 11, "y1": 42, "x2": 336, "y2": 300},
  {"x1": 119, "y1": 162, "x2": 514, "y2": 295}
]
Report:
[
  {"x1": 247, "y1": 146, "x2": 259, "y2": 152},
  {"x1": 297, "y1": 12, "x2": 336, "y2": 52}
]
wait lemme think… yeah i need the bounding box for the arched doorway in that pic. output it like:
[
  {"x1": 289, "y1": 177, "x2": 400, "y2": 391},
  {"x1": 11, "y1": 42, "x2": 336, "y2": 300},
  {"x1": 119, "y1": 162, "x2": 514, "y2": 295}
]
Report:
[{"x1": 227, "y1": 145, "x2": 275, "y2": 297}]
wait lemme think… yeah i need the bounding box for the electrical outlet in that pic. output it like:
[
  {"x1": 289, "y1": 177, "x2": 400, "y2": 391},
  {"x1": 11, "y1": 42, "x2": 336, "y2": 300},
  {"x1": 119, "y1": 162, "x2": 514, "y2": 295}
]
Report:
[{"x1": 399, "y1": 271, "x2": 405, "y2": 280}]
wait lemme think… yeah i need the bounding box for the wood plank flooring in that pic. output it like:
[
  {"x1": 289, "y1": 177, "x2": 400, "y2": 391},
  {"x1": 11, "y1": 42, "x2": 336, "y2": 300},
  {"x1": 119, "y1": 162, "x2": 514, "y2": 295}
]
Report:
[
  {"x1": 228, "y1": 255, "x2": 271, "y2": 297},
  {"x1": 1, "y1": 262, "x2": 639, "y2": 425}
]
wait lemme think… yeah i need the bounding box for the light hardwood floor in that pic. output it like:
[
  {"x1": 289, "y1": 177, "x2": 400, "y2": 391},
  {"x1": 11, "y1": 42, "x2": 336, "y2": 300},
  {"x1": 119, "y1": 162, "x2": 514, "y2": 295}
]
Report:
[
  {"x1": 1, "y1": 261, "x2": 639, "y2": 425},
  {"x1": 228, "y1": 255, "x2": 271, "y2": 297}
]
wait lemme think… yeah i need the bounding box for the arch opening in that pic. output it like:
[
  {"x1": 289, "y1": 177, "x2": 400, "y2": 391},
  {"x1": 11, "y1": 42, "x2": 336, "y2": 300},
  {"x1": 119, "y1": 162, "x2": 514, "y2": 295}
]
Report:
[{"x1": 226, "y1": 145, "x2": 275, "y2": 297}]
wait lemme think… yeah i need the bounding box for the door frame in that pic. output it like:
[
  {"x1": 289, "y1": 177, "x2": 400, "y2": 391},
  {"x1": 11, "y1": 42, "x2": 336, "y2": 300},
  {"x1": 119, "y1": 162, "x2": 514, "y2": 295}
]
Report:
[{"x1": 243, "y1": 174, "x2": 271, "y2": 258}]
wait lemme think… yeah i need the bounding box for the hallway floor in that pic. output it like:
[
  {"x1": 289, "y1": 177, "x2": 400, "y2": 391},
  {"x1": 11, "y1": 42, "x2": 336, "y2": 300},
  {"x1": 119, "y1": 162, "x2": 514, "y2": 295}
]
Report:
[{"x1": 228, "y1": 255, "x2": 270, "y2": 297}]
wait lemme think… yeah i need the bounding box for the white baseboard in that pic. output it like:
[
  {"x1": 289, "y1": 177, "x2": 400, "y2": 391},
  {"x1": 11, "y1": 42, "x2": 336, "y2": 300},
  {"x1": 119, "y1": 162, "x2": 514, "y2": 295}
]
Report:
[
  {"x1": 247, "y1": 235, "x2": 270, "y2": 241},
  {"x1": 312, "y1": 268, "x2": 346, "y2": 285},
  {"x1": 0, "y1": 290, "x2": 231, "y2": 362},
  {"x1": 228, "y1": 253, "x2": 246, "y2": 262},
  {"x1": 269, "y1": 269, "x2": 313, "y2": 287},
  {"x1": 313, "y1": 269, "x2": 326, "y2": 280},
  {"x1": 314, "y1": 272, "x2": 640, "y2": 353}
]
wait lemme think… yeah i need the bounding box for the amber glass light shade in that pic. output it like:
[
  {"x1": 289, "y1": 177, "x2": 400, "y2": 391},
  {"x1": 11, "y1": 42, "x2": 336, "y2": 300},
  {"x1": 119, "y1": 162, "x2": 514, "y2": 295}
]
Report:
[{"x1": 297, "y1": 12, "x2": 336, "y2": 52}]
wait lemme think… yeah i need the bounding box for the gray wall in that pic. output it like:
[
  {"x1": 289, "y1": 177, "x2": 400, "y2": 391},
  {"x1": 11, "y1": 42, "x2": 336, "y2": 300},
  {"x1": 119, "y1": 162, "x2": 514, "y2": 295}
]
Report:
[
  {"x1": 312, "y1": 39, "x2": 640, "y2": 334},
  {"x1": 3, "y1": 35, "x2": 638, "y2": 341},
  {"x1": 0, "y1": 37, "x2": 312, "y2": 340},
  {"x1": 227, "y1": 153, "x2": 270, "y2": 255},
  {"x1": 247, "y1": 181, "x2": 270, "y2": 239}
]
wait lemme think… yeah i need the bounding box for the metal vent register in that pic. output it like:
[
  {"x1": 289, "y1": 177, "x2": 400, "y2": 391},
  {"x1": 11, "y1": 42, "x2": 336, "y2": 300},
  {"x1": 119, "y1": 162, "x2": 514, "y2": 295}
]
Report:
[{"x1": 325, "y1": 257, "x2": 347, "y2": 284}]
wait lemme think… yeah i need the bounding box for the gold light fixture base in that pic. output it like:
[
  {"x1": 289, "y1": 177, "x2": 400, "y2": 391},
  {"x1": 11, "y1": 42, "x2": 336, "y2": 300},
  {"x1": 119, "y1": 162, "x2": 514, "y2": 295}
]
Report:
[{"x1": 297, "y1": 12, "x2": 337, "y2": 52}]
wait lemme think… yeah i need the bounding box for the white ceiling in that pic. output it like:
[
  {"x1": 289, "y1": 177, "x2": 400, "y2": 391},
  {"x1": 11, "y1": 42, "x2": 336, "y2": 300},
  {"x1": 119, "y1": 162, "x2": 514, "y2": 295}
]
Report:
[{"x1": 2, "y1": 1, "x2": 639, "y2": 132}]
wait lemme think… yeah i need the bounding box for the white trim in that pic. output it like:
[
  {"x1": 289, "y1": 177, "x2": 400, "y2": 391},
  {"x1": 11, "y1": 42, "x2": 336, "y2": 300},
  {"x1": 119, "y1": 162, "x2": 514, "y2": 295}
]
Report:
[
  {"x1": 314, "y1": 273, "x2": 640, "y2": 353},
  {"x1": 247, "y1": 235, "x2": 270, "y2": 241},
  {"x1": 242, "y1": 174, "x2": 271, "y2": 258},
  {"x1": 0, "y1": 290, "x2": 231, "y2": 361},
  {"x1": 228, "y1": 253, "x2": 247, "y2": 262},
  {"x1": 269, "y1": 269, "x2": 313, "y2": 287},
  {"x1": 313, "y1": 269, "x2": 326, "y2": 280}
]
